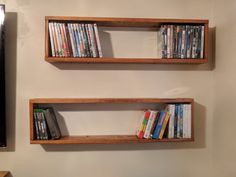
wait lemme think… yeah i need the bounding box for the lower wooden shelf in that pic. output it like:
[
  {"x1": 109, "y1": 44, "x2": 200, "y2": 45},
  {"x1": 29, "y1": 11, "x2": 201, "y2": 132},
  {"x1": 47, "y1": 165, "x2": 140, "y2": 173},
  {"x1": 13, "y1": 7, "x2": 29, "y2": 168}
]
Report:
[
  {"x1": 30, "y1": 135, "x2": 193, "y2": 144},
  {"x1": 29, "y1": 98, "x2": 194, "y2": 145}
]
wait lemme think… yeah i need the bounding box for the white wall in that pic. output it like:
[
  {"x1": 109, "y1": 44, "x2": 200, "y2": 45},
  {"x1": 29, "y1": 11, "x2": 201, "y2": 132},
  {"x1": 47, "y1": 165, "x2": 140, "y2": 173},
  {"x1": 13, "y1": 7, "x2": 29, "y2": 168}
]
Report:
[
  {"x1": 0, "y1": 0, "x2": 222, "y2": 177},
  {"x1": 212, "y1": 0, "x2": 236, "y2": 176}
]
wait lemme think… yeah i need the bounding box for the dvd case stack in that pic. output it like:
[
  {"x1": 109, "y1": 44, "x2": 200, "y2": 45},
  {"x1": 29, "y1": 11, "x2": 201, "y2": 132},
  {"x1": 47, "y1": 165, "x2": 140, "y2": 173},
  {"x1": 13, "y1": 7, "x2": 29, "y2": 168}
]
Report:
[
  {"x1": 33, "y1": 108, "x2": 61, "y2": 140},
  {"x1": 161, "y1": 25, "x2": 205, "y2": 59},
  {"x1": 48, "y1": 22, "x2": 102, "y2": 58}
]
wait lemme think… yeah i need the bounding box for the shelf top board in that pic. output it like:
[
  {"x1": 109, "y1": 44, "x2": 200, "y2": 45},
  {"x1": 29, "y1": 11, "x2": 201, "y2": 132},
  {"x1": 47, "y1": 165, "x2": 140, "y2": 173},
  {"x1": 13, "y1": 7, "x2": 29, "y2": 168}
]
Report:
[
  {"x1": 46, "y1": 16, "x2": 209, "y2": 27},
  {"x1": 30, "y1": 135, "x2": 194, "y2": 144},
  {"x1": 30, "y1": 98, "x2": 193, "y2": 104}
]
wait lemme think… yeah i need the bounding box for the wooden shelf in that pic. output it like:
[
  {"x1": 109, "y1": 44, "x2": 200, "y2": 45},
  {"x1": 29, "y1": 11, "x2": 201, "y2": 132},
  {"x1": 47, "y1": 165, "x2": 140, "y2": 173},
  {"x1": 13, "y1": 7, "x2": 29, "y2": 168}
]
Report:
[
  {"x1": 30, "y1": 135, "x2": 193, "y2": 144},
  {"x1": 29, "y1": 98, "x2": 193, "y2": 104},
  {"x1": 46, "y1": 16, "x2": 208, "y2": 27},
  {"x1": 0, "y1": 171, "x2": 9, "y2": 177},
  {"x1": 29, "y1": 98, "x2": 194, "y2": 145},
  {"x1": 45, "y1": 16, "x2": 209, "y2": 64},
  {"x1": 45, "y1": 57, "x2": 208, "y2": 64}
]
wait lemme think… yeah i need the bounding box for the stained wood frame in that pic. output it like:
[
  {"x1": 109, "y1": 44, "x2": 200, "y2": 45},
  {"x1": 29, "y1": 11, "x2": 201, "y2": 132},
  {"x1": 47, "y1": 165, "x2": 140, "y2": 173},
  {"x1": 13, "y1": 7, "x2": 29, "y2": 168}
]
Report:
[
  {"x1": 45, "y1": 16, "x2": 209, "y2": 64},
  {"x1": 30, "y1": 98, "x2": 194, "y2": 144}
]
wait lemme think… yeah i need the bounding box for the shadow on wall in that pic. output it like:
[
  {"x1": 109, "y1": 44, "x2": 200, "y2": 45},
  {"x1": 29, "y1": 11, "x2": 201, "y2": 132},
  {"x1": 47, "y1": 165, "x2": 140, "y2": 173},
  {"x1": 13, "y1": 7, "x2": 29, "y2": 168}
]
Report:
[
  {"x1": 54, "y1": 102, "x2": 167, "y2": 136},
  {"x1": 49, "y1": 27, "x2": 216, "y2": 71},
  {"x1": 209, "y1": 27, "x2": 216, "y2": 70},
  {"x1": 41, "y1": 101, "x2": 206, "y2": 152},
  {"x1": 0, "y1": 12, "x2": 17, "y2": 152}
]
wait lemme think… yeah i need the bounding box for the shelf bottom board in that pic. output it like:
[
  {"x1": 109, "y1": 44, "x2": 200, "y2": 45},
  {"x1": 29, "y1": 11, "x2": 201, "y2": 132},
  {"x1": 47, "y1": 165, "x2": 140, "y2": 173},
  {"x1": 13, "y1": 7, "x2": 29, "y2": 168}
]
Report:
[
  {"x1": 30, "y1": 135, "x2": 193, "y2": 144},
  {"x1": 45, "y1": 57, "x2": 208, "y2": 64}
]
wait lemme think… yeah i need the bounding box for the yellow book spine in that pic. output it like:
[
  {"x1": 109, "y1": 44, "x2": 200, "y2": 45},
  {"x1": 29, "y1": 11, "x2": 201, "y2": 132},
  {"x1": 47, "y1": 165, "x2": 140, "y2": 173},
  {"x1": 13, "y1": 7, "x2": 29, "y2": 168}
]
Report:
[{"x1": 159, "y1": 112, "x2": 170, "y2": 139}]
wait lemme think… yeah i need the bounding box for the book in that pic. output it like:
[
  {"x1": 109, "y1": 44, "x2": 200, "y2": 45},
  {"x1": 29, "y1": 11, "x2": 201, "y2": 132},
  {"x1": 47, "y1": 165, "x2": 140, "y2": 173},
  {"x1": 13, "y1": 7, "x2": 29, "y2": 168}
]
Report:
[
  {"x1": 152, "y1": 111, "x2": 166, "y2": 139},
  {"x1": 150, "y1": 111, "x2": 160, "y2": 138},
  {"x1": 186, "y1": 104, "x2": 192, "y2": 138},
  {"x1": 161, "y1": 25, "x2": 166, "y2": 58},
  {"x1": 177, "y1": 104, "x2": 183, "y2": 138},
  {"x1": 143, "y1": 111, "x2": 158, "y2": 139},
  {"x1": 59, "y1": 23, "x2": 67, "y2": 57},
  {"x1": 55, "y1": 23, "x2": 63, "y2": 57},
  {"x1": 137, "y1": 110, "x2": 151, "y2": 139},
  {"x1": 34, "y1": 109, "x2": 49, "y2": 140},
  {"x1": 78, "y1": 24, "x2": 88, "y2": 57},
  {"x1": 84, "y1": 24, "x2": 91, "y2": 57},
  {"x1": 40, "y1": 111, "x2": 49, "y2": 140},
  {"x1": 72, "y1": 23, "x2": 81, "y2": 57},
  {"x1": 167, "y1": 25, "x2": 171, "y2": 58},
  {"x1": 51, "y1": 22, "x2": 59, "y2": 57},
  {"x1": 37, "y1": 111, "x2": 44, "y2": 140},
  {"x1": 75, "y1": 23, "x2": 85, "y2": 57},
  {"x1": 167, "y1": 104, "x2": 175, "y2": 138},
  {"x1": 65, "y1": 24, "x2": 73, "y2": 57},
  {"x1": 189, "y1": 26, "x2": 194, "y2": 58},
  {"x1": 183, "y1": 104, "x2": 188, "y2": 138},
  {"x1": 177, "y1": 26, "x2": 182, "y2": 58},
  {"x1": 48, "y1": 23, "x2": 55, "y2": 57},
  {"x1": 173, "y1": 25, "x2": 178, "y2": 58},
  {"x1": 170, "y1": 25, "x2": 173, "y2": 58},
  {"x1": 69, "y1": 24, "x2": 77, "y2": 56},
  {"x1": 186, "y1": 26, "x2": 191, "y2": 58},
  {"x1": 43, "y1": 108, "x2": 61, "y2": 139},
  {"x1": 93, "y1": 23, "x2": 103, "y2": 57},
  {"x1": 88, "y1": 24, "x2": 97, "y2": 57},
  {"x1": 33, "y1": 112, "x2": 40, "y2": 140},
  {"x1": 159, "y1": 112, "x2": 170, "y2": 139},
  {"x1": 181, "y1": 26, "x2": 186, "y2": 58},
  {"x1": 61, "y1": 23, "x2": 70, "y2": 57},
  {"x1": 200, "y1": 26, "x2": 205, "y2": 58}
]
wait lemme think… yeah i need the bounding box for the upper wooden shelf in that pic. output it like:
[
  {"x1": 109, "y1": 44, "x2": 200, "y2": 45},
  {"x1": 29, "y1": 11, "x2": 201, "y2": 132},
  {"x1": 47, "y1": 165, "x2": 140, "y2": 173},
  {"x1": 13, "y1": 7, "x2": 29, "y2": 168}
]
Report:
[{"x1": 45, "y1": 16, "x2": 209, "y2": 64}]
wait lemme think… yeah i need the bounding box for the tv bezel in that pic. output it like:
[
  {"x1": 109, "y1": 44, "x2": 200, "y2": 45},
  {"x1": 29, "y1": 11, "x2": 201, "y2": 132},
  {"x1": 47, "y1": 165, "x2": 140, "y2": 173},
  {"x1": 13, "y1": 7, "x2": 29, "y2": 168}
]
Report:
[{"x1": 0, "y1": 4, "x2": 6, "y2": 148}]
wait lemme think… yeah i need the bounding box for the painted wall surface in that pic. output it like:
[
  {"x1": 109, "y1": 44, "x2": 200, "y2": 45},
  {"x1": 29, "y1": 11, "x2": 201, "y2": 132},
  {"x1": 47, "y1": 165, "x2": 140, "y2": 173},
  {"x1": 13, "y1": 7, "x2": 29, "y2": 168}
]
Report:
[
  {"x1": 1, "y1": 0, "x2": 232, "y2": 177},
  {"x1": 212, "y1": 0, "x2": 236, "y2": 177}
]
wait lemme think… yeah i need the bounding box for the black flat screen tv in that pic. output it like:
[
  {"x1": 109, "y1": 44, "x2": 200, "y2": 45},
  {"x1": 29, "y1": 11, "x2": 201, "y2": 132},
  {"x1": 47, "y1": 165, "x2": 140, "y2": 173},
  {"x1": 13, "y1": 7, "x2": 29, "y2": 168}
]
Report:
[{"x1": 0, "y1": 4, "x2": 5, "y2": 147}]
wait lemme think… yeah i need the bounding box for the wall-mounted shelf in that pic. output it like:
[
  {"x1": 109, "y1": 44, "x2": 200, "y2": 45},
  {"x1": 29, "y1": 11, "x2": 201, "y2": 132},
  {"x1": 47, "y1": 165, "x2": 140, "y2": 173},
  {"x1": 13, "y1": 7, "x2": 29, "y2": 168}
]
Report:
[
  {"x1": 0, "y1": 171, "x2": 9, "y2": 177},
  {"x1": 45, "y1": 16, "x2": 209, "y2": 64},
  {"x1": 29, "y1": 98, "x2": 194, "y2": 144},
  {"x1": 45, "y1": 57, "x2": 208, "y2": 64}
]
